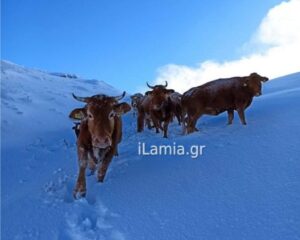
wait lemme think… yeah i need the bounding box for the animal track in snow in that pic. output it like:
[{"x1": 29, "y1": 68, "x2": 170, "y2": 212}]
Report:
[{"x1": 65, "y1": 200, "x2": 125, "y2": 240}]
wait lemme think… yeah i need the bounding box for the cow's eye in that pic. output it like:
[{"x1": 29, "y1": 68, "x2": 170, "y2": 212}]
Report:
[{"x1": 88, "y1": 114, "x2": 93, "y2": 119}]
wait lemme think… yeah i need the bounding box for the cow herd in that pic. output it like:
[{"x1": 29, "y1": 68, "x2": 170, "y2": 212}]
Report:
[{"x1": 69, "y1": 72, "x2": 268, "y2": 198}]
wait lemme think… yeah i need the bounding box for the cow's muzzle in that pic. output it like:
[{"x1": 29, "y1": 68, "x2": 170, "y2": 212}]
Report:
[{"x1": 92, "y1": 136, "x2": 112, "y2": 149}]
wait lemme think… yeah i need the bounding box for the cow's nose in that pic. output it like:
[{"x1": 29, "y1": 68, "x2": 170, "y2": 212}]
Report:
[
  {"x1": 256, "y1": 92, "x2": 262, "y2": 96},
  {"x1": 92, "y1": 136, "x2": 112, "y2": 148}
]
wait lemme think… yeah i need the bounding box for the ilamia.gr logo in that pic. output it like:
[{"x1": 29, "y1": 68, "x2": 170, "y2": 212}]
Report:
[{"x1": 138, "y1": 142, "x2": 206, "y2": 159}]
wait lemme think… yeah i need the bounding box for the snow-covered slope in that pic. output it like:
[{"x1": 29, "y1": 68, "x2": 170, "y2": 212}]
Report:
[{"x1": 1, "y1": 61, "x2": 300, "y2": 240}]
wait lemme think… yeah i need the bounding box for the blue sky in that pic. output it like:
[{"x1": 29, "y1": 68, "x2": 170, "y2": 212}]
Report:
[{"x1": 2, "y1": 0, "x2": 284, "y2": 92}]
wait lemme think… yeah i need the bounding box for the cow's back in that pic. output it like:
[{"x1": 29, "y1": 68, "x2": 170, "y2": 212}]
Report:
[{"x1": 182, "y1": 77, "x2": 247, "y2": 111}]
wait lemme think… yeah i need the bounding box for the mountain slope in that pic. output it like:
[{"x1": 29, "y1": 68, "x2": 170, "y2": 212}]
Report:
[{"x1": 1, "y1": 61, "x2": 300, "y2": 240}]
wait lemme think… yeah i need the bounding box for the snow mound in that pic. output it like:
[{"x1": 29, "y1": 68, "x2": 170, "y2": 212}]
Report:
[{"x1": 1, "y1": 61, "x2": 300, "y2": 240}]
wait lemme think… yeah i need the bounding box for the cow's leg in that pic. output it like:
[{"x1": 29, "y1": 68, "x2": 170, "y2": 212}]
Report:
[
  {"x1": 162, "y1": 121, "x2": 169, "y2": 138},
  {"x1": 187, "y1": 113, "x2": 201, "y2": 134},
  {"x1": 175, "y1": 112, "x2": 181, "y2": 125},
  {"x1": 152, "y1": 117, "x2": 160, "y2": 133},
  {"x1": 186, "y1": 116, "x2": 193, "y2": 134},
  {"x1": 73, "y1": 153, "x2": 88, "y2": 198},
  {"x1": 237, "y1": 108, "x2": 247, "y2": 125},
  {"x1": 88, "y1": 152, "x2": 97, "y2": 175},
  {"x1": 97, "y1": 149, "x2": 115, "y2": 182},
  {"x1": 114, "y1": 146, "x2": 119, "y2": 156},
  {"x1": 146, "y1": 118, "x2": 152, "y2": 129},
  {"x1": 137, "y1": 112, "x2": 145, "y2": 132},
  {"x1": 178, "y1": 115, "x2": 181, "y2": 125},
  {"x1": 227, "y1": 110, "x2": 234, "y2": 125},
  {"x1": 155, "y1": 128, "x2": 159, "y2": 133},
  {"x1": 181, "y1": 116, "x2": 187, "y2": 135},
  {"x1": 188, "y1": 118, "x2": 197, "y2": 133},
  {"x1": 176, "y1": 106, "x2": 182, "y2": 125}
]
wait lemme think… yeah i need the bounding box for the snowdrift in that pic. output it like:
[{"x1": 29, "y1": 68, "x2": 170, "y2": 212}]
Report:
[{"x1": 1, "y1": 60, "x2": 300, "y2": 240}]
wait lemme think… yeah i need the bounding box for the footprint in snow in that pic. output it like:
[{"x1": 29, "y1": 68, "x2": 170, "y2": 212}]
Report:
[{"x1": 64, "y1": 200, "x2": 125, "y2": 240}]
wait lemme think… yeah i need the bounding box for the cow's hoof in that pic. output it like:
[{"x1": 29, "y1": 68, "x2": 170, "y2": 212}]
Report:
[
  {"x1": 97, "y1": 176, "x2": 104, "y2": 183},
  {"x1": 73, "y1": 190, "x2": 86, "y2": 199}
]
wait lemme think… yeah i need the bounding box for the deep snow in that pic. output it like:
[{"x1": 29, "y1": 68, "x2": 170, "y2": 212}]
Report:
[{"x1": 1, "y1": 60, "x2": 300, "y2": 240}]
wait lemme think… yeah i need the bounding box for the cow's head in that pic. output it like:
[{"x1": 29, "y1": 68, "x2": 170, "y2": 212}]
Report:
[
  {"x1": 145, "y1": 82, "x2": 175, "y2": 110},
  {"x1": 71, "y1": 92, "x2": 131, "y2": 149},
  {"x1": 130, "y1": 93, "x2": 143, "y2": 108},
  {"x1": 243, "y1": 72, "x2": 269, "y2": 97}
]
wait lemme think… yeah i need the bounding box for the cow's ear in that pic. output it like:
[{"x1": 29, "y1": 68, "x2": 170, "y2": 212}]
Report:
[
  {"x1": 69, "y1": 108, "x2": 86, "y2": 120},
  {"x1": 113, "y1": 102, "x2": 131, "y2": 116},
  {"x1": 145, "y1": 91, "x2": 152, "y2": 96}
]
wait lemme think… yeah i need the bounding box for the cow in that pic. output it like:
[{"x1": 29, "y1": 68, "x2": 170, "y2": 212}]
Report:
[
  {"x1": 137, "y1": 81, "x2": 175, "y2": 138},
  {"x1": 181, "y1": 72, "x2": 269, "y2": 134},
  {"x1": 69, "y1": 92, "x2": 131, "y2": 198},
  {"x1": 136, "y1": 92, "x2": 153, "y2": 131},
  {"x1": 130, "y1": 93, "x2": 144, "y2": 116},
  {"x1": 169, "y1": 92, "x2": 183, "y2": 125}
]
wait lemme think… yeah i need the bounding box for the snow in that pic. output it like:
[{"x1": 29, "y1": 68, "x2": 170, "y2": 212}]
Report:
[{"x1": 1, "y1": 60, "x2": 300, "y2": 240}]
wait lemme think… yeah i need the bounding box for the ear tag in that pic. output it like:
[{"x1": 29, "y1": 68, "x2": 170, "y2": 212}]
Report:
[
  {"x1": 74, "y1": 113, "x2": 83, "y2": 119},
  {"x1": 243, "y1": 83, "x2": 248, "y2": 87}
]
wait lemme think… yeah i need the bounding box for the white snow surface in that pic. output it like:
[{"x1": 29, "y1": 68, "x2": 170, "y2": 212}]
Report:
[{"x1": 1, "y1": 60, "x2": 300, "y2": 240}]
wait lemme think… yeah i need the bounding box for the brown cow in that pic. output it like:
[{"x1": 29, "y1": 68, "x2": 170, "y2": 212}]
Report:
[
  {"x1": 69, "y1": 92, "x2": 131, "y2": 198},
  {"x1": 181, "y1": 73, "x2": 268, "y2": 134},
  {"x1": 137, "y1": 93, "x2": 153, "y2": 131},
  {"x1": 137, "y1": 81, "x2": 175, "y2": 138},
  {"x1": 130, "y1": 93, "x2": 144, "y2": 116}
]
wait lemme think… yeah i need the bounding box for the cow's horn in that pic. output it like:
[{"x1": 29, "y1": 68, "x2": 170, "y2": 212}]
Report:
[
  {"x1": 72, "y1": 93, "x2": 90, "y2": 102},
  {"x1": 113, "y1": 91, "x2": 126, "y2": 101},
  {"x1": 146, "y1": 82, "x2": 155, "y2": 89},
  {"x1": 163, "y1": 81, "x2": 168, "y2": 87}
]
